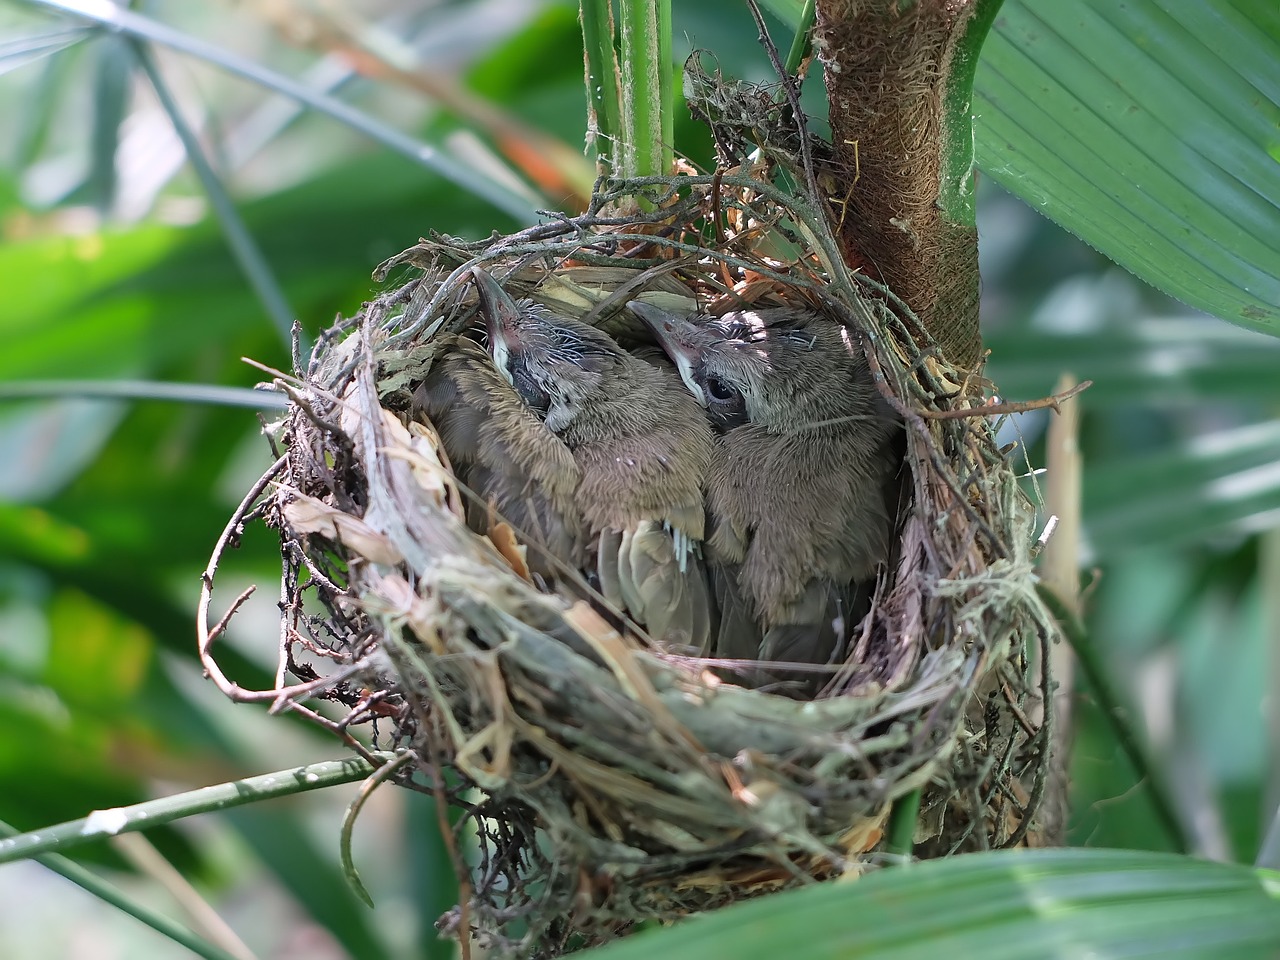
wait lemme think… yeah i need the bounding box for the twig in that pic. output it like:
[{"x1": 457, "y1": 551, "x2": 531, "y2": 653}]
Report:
[
  {"x1": 915, "y1": 379, "x2": 1093, "y2": 420},
  {"x1": 744, "y1": 0, "x2": 821, "y2": 213}
]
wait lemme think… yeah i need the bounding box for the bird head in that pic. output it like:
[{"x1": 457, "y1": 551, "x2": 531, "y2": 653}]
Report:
[
  {"x1": 630, "y1": 302, "x2": 877, "y2": 433},
  {"x1": 472, "y1": 267, "x2": 626, "y2": 434}
]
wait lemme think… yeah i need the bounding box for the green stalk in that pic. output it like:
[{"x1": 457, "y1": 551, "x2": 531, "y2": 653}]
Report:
[
  {"x1": 657, "y1": 0, "x2": 673, "y2": 172},
  {"x1": 617, "y1": 0, "x2": 673, "y2": 179},
  {"x1": 0, "y1": 821, "x2": 242, "y2": 960},
  {"x1": 784, "y1": 0, "x2": 816, "y2": 75},
  {"x1": 580, "y1": 0, "x2": 622, "y2": 173},
  {"x1": 884, "y1": 788, "x2": 922, "y2": 860},
  {"x1": 0, "y1": 755, "x2": 391, "y2": 865},
  {"x1": 938, "y1": 0, "x2": 1004, "y2": 226}
]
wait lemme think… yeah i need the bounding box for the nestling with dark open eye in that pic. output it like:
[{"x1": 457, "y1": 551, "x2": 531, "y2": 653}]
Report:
[
  {"x1": 420, "y1": 268, "x2": 717, "y2": 654},
  {"x1": 631, "y1": 301, "x2": 905, "y2": 690}
]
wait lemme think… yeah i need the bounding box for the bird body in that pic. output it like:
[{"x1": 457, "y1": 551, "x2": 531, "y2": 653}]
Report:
[
  {"x1": 633, "y1": 303, "x2": 903, "y2": 684},
  {"x1": 441, "y1": 269, "x2": 716, "y2": 654},
  {"x1": 411, "y1": 335, "x2": 585, "y2": 582}
]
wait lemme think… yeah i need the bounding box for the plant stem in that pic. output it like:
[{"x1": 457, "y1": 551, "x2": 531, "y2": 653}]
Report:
[
  {"x1": 784, "y1": 0, "x2": 816, "y2": 75},
  {"x1": 0, "y1": 820, "x2": 243, "y2": 960},
  {"x1": 1036, "y1": 584, "x2": 1189, "y2": 854},
  {"x1": 579, "y1": 0, "x2": 622, "y2": 173},
  {"x1": 0, "y1": 755, "x2": 393, "y2": 865},
  {"x1": 885, "y1": 788, "x2": 922, "y2": 859},
  {"x1": 617, "y1": 0, "x2": 672, "y2": 179}
]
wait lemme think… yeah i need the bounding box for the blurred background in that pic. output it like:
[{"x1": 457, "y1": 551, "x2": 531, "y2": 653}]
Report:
[{"x1": 1, "y1": 1, "x2": 1276, "y2": 957}]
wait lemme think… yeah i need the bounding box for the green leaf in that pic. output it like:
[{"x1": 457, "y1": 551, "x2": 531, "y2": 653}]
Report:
[
  {"x1": 0, "y1": 24, "x2": 88, "y2": 77},
  {"x1": 1085, "y1": 420, "x2": 1280, "y2": 554},
  {"x1": 580, "y1": 849, "x2": 1280, "y2": 959},
  {"x1": 986, "y1": 317, "x2": 1280, "y2": 407},
  {"x1": 755, "y1": 0, "x2": 806, "y2": 29},
  {"x1": 975, "y1": 1, "x2": 1280, "y2": 336}
]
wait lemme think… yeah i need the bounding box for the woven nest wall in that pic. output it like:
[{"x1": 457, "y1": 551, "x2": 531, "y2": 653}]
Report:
[{"x1": 201, "y1": 125, "x2": 1057, "y2": 955}]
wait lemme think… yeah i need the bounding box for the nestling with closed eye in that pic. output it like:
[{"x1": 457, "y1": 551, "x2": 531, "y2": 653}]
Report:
[
  {"x1": 461, "y1": 268, "x2": 717, "y2": 653},
  {"x1": 411, "y1": 334, "x2": 585, "y2": 585},
  {"x1": 631, "y1": 302, "x2": 904, "y2": 687}
]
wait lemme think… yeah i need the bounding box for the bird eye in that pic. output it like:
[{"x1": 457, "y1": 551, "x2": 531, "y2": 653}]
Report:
[
  {"x1": 705, "y1": 375, "x2": 737, "y2": 403},
  {"x1": 700, "y1": 372, "x2": 748, "y2": 431}
]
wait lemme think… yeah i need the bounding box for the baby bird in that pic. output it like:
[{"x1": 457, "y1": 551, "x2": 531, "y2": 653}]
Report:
[
  {"x1": 411, "y1": 333, "x2": 584, "y2": 584},
  {"x1": 631, "y1": 302, "x2": 904, "y2": 686},
  {"x1": 460, "y1": 268, "x2": 716, "y2": 653}
]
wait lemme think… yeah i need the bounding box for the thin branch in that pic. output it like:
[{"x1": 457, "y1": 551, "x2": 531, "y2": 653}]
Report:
[
  {"x1": 915, "y1": 379, "x2": 1093, "y2": 420},
  {"x1": 130, "y1": 39, "x2": 296, "y2": 351},
  {"x1": 0, "y1": 757, "x2": 393, "y2": 865}
]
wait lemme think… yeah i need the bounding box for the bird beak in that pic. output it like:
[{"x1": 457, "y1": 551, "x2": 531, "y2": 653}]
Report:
[
  {"x1": 472, "y1": 267, "x2": 523, "y2": 381},
  {"x1": 629, "y1": 302, "x2": 708, "y2": 404}
]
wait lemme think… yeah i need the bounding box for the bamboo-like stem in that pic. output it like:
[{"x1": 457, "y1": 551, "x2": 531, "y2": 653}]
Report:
[
  {"x1": 580, "y1": 0, "x2": 622, "y2": 173},
  {"x1": 1, "y1": 819, "x2": 245, "y2": 960},
  {"x1": 885, "y1": 789, "x2": 922, "y2": 859},
  {"x1": 617, "y1": 0, "x2": 673, "y2": 179},
  {"x1": 0, "y1": 756, "x2": 393, "y2": 865},
  {"x1": 784, "y1": 0, "x2": 817, "y2": 75}
]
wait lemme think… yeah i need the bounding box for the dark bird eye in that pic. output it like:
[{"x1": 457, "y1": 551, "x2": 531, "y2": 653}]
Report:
[
  {"x1": 700, "y1": 372, "x2": 748, "y2": 431},
  {"x1": 705, "y1": 375, "x2": 737, "y2": 402}
]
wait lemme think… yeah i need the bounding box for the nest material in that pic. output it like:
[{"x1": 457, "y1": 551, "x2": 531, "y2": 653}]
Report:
[{"x1": 201, "y1": 141, "x2": 1056, "y2": 957}]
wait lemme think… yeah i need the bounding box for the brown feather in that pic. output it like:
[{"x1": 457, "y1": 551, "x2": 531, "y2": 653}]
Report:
[
  {"x1": 411, "y1": 335, "x2": 586, "y2": 580},
  {"x1": 474, "y1": 272, "x2": 717, "y2": 653},
  {"x1": 635, "y1": 304, "x2": 904, "y2": 683}
]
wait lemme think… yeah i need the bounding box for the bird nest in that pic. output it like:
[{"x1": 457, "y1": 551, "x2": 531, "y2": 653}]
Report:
[{"x1": 200, "y1": 167, "x2": 1058, "y2": 955}]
